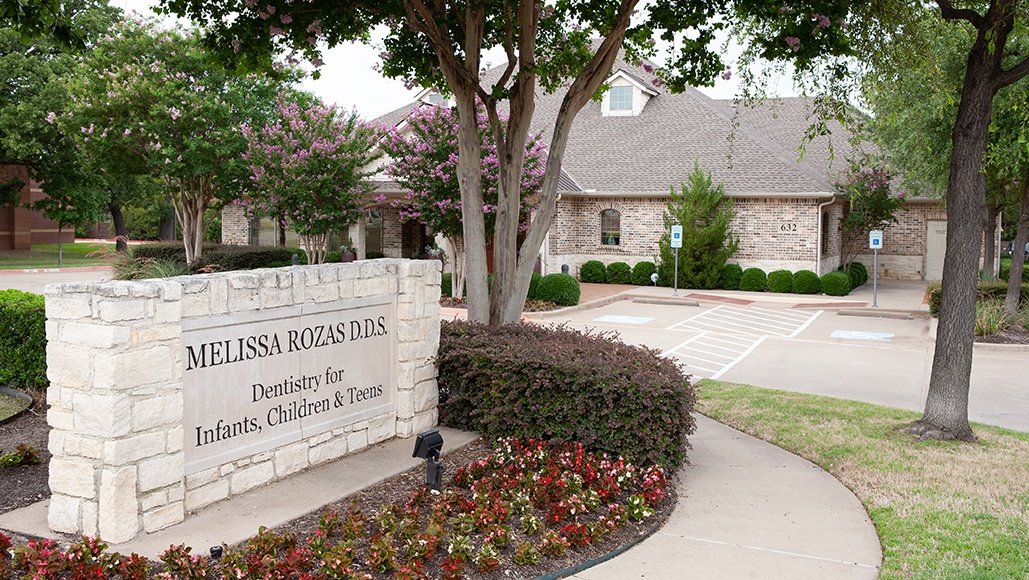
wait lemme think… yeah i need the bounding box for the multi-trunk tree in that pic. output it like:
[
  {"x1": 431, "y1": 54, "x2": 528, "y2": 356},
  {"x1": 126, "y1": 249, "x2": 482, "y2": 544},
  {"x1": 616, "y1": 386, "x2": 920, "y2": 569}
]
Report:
[
  {"x1": 159, "y1": 0, "x2": 735, "y2": 324},
  {"x1": 62, "y1": 17, "x2": 285, "y2": 265},
  {"x1": 242, "y1": 95, "x2": 380, "y2": 264},
  {"x1": 378, "y1": 103, "x2": 546, "y2": 299}
]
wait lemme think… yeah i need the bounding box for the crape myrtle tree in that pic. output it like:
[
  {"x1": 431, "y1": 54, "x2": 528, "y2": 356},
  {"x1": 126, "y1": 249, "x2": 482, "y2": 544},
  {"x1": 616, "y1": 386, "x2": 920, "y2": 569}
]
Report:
[
  {"x1": 159, "y1": 0, "x2": 738, "y2": 324},
  {"x1": 242, "y1": 94, "x2": 380, "y2": 265},
  {"x1": 379, "y1": 103, "x2": 546, "y2": 299},
  {"x1": 61, "y1": 16, "x2": 286, "y2": 266},
  {"x1": 656, "y1": 161, "x2": 738, "y2": 289},
  {"x1": 734, "y1": 0, "x2": 1029, "y2": 441},
  {"x1": 834, "y1": 155, "x2": 903, "y2": 270}
]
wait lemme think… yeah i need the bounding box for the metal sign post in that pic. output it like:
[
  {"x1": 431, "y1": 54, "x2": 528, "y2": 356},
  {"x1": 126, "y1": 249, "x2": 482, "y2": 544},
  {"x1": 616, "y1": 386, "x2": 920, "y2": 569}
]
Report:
[
  {"x1": 671, "y1": 225, "x2": 683, "y2": 296},
  {"x1": 869, "y1": 230, "x2": 883, "y2": 308}
]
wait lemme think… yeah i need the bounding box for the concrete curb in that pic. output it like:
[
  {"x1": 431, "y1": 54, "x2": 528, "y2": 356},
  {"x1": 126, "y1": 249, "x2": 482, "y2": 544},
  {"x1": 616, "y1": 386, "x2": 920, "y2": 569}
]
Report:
[
  {"x1": 837, "y1": 308, "x2": 929, "y2": 320},
  {"x1": 928, "y1": 317, "x2": 1029, "y2": 352}
]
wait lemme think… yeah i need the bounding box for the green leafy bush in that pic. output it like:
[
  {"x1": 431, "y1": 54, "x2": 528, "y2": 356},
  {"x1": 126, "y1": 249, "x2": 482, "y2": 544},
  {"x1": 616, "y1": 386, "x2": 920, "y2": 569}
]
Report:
[
  {"x1": 999, "y1": 259, "x2": 1029, "y2": 283},
  {"x1": 792, "y1": 270, "x2": 821, "y2": 294},
  {"x1": 720, "y1": 263, "x2": 743, "y2": 290},
  {"x1": 767, "y1": 270, "x2": 794, "y2": 293},
  {"x1": 606, "y1": 262, "x2": 631, "y2": 284},
  {"x1": 821, "y1": 271, "x2": 852, "y2": 296},
  {"x1": 535, "y1": 274, "x2": 580, "y2": 306},
  {"x1": 974, "y1": 300, "x2": 1012, "y2": 336},
  {"x1": 366, "y1": 251, "x2": 386, "y2": 259},
  {"x1": 927, "y1": 281, "x2": 1029, "y2": 317},
  {"x1": 739, "y1": 268, "x2": 767, "y2": 292},
  {"x1": 133, "y1": 243, "x2": 303, "y2": 271},
  {"x1": 842, "y1": 262, "x2": 867, "y2": 288},
  {"x1": 526, "y1": 272, "x2": 543, "y2": 301},
  {"x1": 630, "y1": 261, "x2": 656, "y2": 285},
  {"x1": 436, "y1": 321, "x2": 697, "y2": 469},
  {"x1": 579, "y1": 260, "x2": 607, "y2": 283},
  {"x1": 441, "y1": 273, "x2": 455, "y2": 297},
  {"x1": 0, "y1": 290, "x2": 47, "y2": 392}
]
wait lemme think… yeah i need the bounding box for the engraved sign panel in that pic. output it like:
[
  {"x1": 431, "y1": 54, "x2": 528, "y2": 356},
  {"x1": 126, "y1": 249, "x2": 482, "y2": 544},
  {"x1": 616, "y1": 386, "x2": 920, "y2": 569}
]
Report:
[{"x1": 181, "y1": 297, "x2": 395, "y2": 474}]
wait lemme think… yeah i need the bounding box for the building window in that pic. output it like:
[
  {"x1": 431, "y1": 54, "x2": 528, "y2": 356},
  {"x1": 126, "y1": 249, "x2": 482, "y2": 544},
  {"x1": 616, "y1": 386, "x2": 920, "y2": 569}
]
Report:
[
  {"x1": 609, "y1": 86, "x2": 633, "y2": 111},
  {"x1": 601, "y1": 209, "x2": 621, "y2": 245},
  {"x1": 427, "y1": 93, "x2": 446, "y2": 105},
  {"x1": 821, "y1": 211, "x2": 830, "y2": 255}
]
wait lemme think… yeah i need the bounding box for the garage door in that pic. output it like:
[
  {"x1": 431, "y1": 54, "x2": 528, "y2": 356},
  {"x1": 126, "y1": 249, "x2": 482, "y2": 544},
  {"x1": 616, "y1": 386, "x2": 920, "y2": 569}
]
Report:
[{"x1": 925, "y1": 220, "x2": 947, "y2": 280}]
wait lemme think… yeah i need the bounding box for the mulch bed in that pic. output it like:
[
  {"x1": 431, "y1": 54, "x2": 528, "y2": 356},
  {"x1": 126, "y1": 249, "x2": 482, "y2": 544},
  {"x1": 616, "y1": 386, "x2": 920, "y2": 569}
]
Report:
[
  {"x1": 0, "y1": 400, "x2": 51, "y2": 515},
  {"x1": 977, "y1": 327, "x2": 1029, "y2": 344}
]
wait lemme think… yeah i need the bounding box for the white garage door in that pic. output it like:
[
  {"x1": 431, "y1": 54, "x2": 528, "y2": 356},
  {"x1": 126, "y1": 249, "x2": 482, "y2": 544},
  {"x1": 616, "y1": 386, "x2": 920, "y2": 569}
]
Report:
[{"x1": 925, "y1": 220, "x2": 947, "y2": 280}]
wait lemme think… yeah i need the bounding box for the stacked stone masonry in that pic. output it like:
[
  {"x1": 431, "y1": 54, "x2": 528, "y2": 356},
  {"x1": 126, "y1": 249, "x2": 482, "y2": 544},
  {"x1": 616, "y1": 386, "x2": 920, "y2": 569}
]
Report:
[{"x1": 45, "y1": 259, "x2": 442, "y2": 544}]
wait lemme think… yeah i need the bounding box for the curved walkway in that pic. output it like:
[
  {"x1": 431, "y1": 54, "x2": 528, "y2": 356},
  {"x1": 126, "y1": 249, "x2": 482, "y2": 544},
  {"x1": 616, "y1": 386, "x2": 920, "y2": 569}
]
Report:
[{"x1": 571, "y1": 415, "x2": 881, "y2": 578}]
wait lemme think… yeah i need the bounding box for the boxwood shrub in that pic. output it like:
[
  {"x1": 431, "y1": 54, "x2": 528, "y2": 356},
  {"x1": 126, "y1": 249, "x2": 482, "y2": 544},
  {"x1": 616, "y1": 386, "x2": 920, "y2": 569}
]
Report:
[
  {"x1": 720, "y1": 263, "x2": 743, "y2": 290},
  {"x1": 536, "y1": 273, "x2": 581, "y2": 306},
  {"x1": 134, "y1": 242, "x2": 304, "y2": 271},
  {"x1": 630, "y1": 261, "x2": 656, "y2": 285},
  {"x1": 436, "y1": 320, "x2": 697, "y2": 469},
  {"x1": 821, "y1": 271, "x2": 852, "y2": 296},
  {"x1": 526, "y1": 272, "x2": 543, "y2": 301},
  {"x1": 579, "y1": 260, "x2": 607, "y2": 283},
  {"x1": 606, "y1": 261, "x2": 631, "y2": 284},
  {"x1": 0, "y1": 290, "x2": 47, "y2": 392},
  {"x1": 767, "y1": 270, "x2": 794, "y2": 293},
  {"x1": 850, "y1": 261, "x2": 868, "y2": 286},
  {"x1": 739, "y1": 267, "x2": 767, "y2": 292},
  {"x1": 792, "y1": 270, "x2": 821, "y2": 294}
]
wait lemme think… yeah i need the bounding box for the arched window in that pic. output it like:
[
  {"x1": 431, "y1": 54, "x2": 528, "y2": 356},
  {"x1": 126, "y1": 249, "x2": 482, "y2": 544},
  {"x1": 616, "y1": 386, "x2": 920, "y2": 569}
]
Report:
[
  {"x1": 601, "y1": 209, "x2": 621, "y2": 246},
  {"x1": 821, "y1": 211, "x2": 830, "y2": 255}
]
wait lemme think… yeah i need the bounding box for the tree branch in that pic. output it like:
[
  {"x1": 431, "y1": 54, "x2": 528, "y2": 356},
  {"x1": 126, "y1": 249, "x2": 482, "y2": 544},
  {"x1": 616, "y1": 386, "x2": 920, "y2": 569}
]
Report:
[
  {"x1": 935, "y1": 0, "x2": 984, "y2": 29},
  {"x1": 995, "y1": 54, "x2": 1029, "y2": 89}
]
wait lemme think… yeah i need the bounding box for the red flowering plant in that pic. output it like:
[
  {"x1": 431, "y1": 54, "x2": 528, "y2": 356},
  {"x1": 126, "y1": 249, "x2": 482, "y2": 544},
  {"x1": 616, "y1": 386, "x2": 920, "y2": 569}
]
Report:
[{"x1": 0, "y1": 438, "x2": 670, "y2": 579}]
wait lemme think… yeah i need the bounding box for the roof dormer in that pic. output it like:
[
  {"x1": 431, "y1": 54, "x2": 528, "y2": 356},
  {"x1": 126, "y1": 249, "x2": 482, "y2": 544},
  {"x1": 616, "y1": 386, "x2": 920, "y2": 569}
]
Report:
[
  {"x1": 414, "y1": 87, "x2": 452, "y2": 107},
  {"x1": 601, "y1": 70, "x2": 658, "y2": 117}
]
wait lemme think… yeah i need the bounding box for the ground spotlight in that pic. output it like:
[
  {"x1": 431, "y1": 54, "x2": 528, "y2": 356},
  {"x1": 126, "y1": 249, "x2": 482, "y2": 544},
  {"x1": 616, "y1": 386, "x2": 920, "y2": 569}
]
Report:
[{"x1": 413, "y1": 429, "x2": 444, "y2": 491}]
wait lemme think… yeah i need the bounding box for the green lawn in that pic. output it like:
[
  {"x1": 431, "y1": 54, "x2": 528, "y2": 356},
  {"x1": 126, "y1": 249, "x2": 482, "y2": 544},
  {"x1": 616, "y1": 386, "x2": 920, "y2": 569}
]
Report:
[
  {"x1": 699, "y1": 380, "x2": 1029, "y2": 579},
  {"x1": 0, "y1": 391, "x2": 30, "y2": 422},
  {"x1": 0, "y1": 242, "x2": 115, "y2": 270}
]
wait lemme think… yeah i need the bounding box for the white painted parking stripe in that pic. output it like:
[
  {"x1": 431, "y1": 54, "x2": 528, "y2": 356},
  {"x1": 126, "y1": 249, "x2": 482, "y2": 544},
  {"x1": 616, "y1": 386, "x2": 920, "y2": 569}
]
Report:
[
  {"x1": 789, "y1": 310, "x2": 823, "y2": 338},
  {"x1": 711, "y1": 336, "x2": 767, "y2": 380},
  {"x1": 666, "y1": 304, "x2": 726, "y2": 330}
]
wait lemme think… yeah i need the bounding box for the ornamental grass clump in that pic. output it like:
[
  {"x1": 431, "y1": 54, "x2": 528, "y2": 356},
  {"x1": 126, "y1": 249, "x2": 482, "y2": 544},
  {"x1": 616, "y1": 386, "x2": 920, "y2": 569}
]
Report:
[{"x1": 437, "y1": 320, "x2": 697, "y2": 469}]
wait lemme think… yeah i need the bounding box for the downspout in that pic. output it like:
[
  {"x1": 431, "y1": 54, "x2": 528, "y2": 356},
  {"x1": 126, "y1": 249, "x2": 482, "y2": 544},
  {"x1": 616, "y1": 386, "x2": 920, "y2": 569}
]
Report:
[{"x1": 815, "y1": 197, "x2": 835, "y2": 276}]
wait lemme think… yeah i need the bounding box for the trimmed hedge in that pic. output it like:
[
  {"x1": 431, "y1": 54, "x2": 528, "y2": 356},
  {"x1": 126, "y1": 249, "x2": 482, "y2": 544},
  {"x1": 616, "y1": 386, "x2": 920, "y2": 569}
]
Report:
[
  {"x1": 767, "y1": 270, "x2": 794, "y2": 293},
  {"x1": 720, "y1": 263, "x2": 743, "y2": 290},
  {"x1": 536, "y1": 273, "x2": 581, "y2": 306},
  {"x1": 842, "y1": 262, "x2": 867, "y2": 288},
  {"x1": 527, "y1": 272, "x2": 543, "y2": 301},
  {"x1": 821, "y1": 271, "x2": 852, "y2": 296},
  {"x1": 606, "y1": 261, "x2": 631, "y2": 284},
  {"x1": 927, "y1": 281, "x2": 1029, "y2": 317},
  {"x1": 0, "y1": 290, "x2": 47, "y2": 392},
  {"x1": 630, "y1": 261, "x2": 656, "y2": 285},
  {"x1": 133, "y1": 242, "x2": 302, "y2": 271},
  {"x1": 739, "y1": 267, "x2": 767, "y2": 292},
  {"x1": 436, "y1": 320, "x2": 697, "y2": 469},
  {"x1": 792, "y1": 270, "x2": 821, "y2": 294},
  {"x1": 579, "y1": 260, "x2": 607, "y2": 283}
]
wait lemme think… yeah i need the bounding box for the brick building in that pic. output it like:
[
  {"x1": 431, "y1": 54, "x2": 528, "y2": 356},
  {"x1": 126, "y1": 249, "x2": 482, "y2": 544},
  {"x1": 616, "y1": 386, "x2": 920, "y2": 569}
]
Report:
[
  {"x1": 0, "y1": 165, "x2": 74, "y2": 249},
  {"x1": 224, "y1": 58, "x2": 954, "y2": 280}
]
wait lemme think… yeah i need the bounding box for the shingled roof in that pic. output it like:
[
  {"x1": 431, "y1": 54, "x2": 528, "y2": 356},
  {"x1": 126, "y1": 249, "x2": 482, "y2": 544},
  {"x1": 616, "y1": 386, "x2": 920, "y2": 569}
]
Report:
[{"x1": 374, "y1": 53, "x2": 857, "y2": 198}]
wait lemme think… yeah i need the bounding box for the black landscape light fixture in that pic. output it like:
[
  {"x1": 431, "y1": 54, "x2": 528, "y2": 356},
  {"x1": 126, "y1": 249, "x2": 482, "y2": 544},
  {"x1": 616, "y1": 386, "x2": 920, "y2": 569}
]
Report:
[{"x1": 413, "y1": 429, "x2": 445, "y2": 491}]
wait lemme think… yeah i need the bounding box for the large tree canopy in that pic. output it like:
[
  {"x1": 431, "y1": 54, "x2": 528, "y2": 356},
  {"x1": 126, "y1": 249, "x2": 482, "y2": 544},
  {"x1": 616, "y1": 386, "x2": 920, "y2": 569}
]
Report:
[
  {"x1": 61, "y1": 16, "x2": 287, "y2": 265},
  {"x1": 160, "y1": 0, "x2": 735, "y2": 324}
]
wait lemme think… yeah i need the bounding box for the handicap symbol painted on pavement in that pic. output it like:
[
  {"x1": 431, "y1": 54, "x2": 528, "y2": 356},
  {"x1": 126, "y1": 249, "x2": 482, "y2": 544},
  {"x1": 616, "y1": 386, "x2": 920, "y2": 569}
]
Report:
[{"x1": 831, "y1": 330, "x2": 894, "y2": 341}]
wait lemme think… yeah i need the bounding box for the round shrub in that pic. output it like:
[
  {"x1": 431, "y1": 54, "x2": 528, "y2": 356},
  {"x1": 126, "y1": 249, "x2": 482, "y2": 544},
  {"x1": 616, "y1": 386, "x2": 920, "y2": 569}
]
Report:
[
  {"x1": 579, "y1": 260, "x2": 607, "y2": 283},
  {"x1": 536, "y1": 273, "x2": 581, "y2": 306},
  {"x1": 821, "y1": 271, "x2": 852, "y2": 296},
  {"x1": 630, "y1": 261, "x2": 657, "y2": 285},
  {"x1": 526, "y1": 272, "x2": 543, "y2": 301},
  {"x1": 437, "y1": 320, "x2": 698, "y2": 469},
  {"x1": 767, "y1": 270, "x2": 794, "y2": 293},
  {"x1": 606, "y1": 261, "x2": 631, "y2": 284},
  {"x1": 792, "y1": 270, "x2": 821, "y2": 294},
  {"x1": 739, "y1": 268, "x2": 767, "y2": 292},
  {"x1": 720, "y1": 263, "x2": 743, "y2": 290},
  {"x1": 844, "y1": 262, "x2": 868, "y2": 287}
]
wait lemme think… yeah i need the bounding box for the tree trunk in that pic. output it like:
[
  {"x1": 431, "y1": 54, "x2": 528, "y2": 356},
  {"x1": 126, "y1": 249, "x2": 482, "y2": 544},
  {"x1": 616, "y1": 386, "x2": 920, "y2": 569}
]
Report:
[
  {"x1": 982, "y1": 203, "x2": 1001, "y2": 280},
  {"x1": 278, "y1": 216, "x2": 287, "y2": 247},
  {"x1": 447, "y1": 234, "x2": 465, "y2": 300},
  {"x1": 298, "y1": 232, "x2": 328, "y2": 265},
  {"x1": 57, "y1": 222, "x2": 64, "y2": 265},
  {"x1": 1005, "y1": 181, "x2": 1029, "y2": 312},
  {"x1": 907, "y1": 5, "x2": 1013, "y2": 442},
  {"x1": 109, "y1": 200, "x2": 128, "y2": 253}
]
